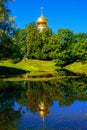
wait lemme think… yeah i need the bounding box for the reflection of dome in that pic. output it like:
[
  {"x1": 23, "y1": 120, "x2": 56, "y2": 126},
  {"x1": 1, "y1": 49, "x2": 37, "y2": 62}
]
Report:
[
  {"x1": 38, "y1": 101, "x2": 47, "y2": 111},
  {"x1": 38, "y1": 109, "x2": 49, "y2": 118},
  {"x1": 38, "y1": 102, "x2": 49, "y2": 118},
  {"x1": 37, "y1": 16, "x2": 48, "y2": 27},
  {"x1": 38, "y1": 101, "x2": 49, "y2": 129}
]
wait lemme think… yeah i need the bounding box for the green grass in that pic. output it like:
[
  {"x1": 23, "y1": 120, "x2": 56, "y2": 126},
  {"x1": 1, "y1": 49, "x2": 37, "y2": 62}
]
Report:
[
  {"x1": 65, "y1": 62, "x2": 87, "y2": 76},
  {"x1": 0, "y1": 59, "x2": 56, "y2": 72},
  {"x1": 0, "y1": 59, "x2": 25, "y2": 70},
  {"x1": 0, "y1": 59, "x2": 58, "y2": 78},
  {"x1": 17, "y1": 59, "x2": 56, "y2": 72},
  {"x1": 1, "y1": 59, "x2": 87, "y2": 78},
  {"x1": 1, "y1": 59, "x2": 85, "y2": 81}
]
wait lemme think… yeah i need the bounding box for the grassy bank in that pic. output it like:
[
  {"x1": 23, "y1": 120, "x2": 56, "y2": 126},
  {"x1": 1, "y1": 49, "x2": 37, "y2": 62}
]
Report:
[
  {"x1": 1, "y1": 59, "x2": 87, "y2": 77},
  {"x1": 65, "y1": 62, "x2": 87, "y2": 76},
  {"x1": 17, "y1": 59, "x2": 56, "y2": 72},
  {"x1": 0, "y1": 59, "x2": 57, "y2": 77}
]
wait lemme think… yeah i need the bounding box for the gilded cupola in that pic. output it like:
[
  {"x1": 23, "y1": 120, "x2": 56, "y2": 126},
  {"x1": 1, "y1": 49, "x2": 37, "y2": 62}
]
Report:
[{"x1": 36, "y1": 7, "x2": 48, "y2": 31}]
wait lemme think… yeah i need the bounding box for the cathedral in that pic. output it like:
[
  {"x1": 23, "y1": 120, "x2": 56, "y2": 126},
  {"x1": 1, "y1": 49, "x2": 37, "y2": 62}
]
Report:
[{"x1": 36, "y1": 7, "x2": 48, "y2": 31}]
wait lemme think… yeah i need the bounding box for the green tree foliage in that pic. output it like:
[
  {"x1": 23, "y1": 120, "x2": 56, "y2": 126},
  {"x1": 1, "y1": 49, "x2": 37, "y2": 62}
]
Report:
[
  {"x1": 13, "y1": 29, "x2": 27, "y2": 59},
  {"x1": 47, "y1": 29, "x2": 74, "y2": 66},
  {"x1": 40, "y1": 27, "x2": 52, "y2": 59},
  {"x1": 26, "y1": 23, "x2": 52, "y2": 59},
  {"x1": 0, "y1": 0, "x2": 15, "y2": 39},
  {"x1": 74, "y1": 32, "x2": 87, "y2": 43},
  {"x1": 72, "y1": 40, "x2": 87, "y2": 63},
  {"x1": 0, "y1": 0, "x2": 16, "y2": 59},
  {"x1": 21, "y1": 26, "x2": 87, "y2": 66},
  {"x1": 0, "y1": 36, "x2": 15, "y2": 59},
  {"x1": 71, "y1": 32, "x2": 87, "y2": 63},
  {"x1": 26, "y1": 22, "x2": 39, "y2": 58},
  {"x1": 56, "y1": 29, "x2": 74, "y2": 66},
  {"x1": 44, "y1": 34, "x2": 59, "y2": 59}
]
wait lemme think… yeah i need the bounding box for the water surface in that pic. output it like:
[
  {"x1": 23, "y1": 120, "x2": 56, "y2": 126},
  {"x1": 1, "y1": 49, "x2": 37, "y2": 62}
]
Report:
[{"x1": 0, "y1": 74, "x2": 87, "y2": 130}]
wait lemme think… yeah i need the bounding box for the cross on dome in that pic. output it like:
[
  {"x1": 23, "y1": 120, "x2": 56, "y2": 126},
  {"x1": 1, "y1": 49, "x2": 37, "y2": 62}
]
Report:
[{"x1": 41, "y1": 6, "x2": 43, "y2": 16}]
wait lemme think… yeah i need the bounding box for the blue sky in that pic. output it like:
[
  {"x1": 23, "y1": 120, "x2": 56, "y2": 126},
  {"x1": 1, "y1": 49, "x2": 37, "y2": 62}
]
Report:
[{"x1": 9, "y1": 0, "x2": 87, "y2": 33}]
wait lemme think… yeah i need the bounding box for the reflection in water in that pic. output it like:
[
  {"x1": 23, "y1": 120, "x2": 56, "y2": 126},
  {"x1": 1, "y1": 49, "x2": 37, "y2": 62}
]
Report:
[
  {"x1": 0, "y1": 77, "x2": 87, "y2": 129},
  {"x1": 38, "y1": 101, "x2": 49, "y2": 130}
]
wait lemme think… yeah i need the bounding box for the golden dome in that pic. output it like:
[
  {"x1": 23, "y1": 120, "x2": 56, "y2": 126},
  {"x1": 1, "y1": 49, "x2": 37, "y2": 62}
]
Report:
[{"x1": 37, "y1": 15, "x2": 48, "y2": 27}]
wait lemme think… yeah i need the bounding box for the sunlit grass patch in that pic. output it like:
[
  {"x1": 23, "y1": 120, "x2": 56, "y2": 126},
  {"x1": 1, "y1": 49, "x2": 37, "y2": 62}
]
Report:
[
  {"x1": 65, "y1": 62, "x2": 87, "y2": 76},
  {"x1": 17, "y1": 59, "x2": 56, "y2": 72},
  {"x1": 0, "y1": 59, "x2": 25, "y2": 71},
  {"x1": 0, "y1": 59, "x2": 56, "y2": 73}
]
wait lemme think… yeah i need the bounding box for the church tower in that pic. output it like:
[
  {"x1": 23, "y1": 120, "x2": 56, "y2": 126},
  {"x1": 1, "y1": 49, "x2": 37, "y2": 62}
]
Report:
[{"x1": 36, "y1": 7, "x2": 48, "y2": 31}]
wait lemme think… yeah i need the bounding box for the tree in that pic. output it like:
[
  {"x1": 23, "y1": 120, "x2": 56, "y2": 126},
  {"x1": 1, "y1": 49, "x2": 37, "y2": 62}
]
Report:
[
  {"x1": 0, "y1": 0, "x2": 16, "y2": 59},
  {"x1": 13, "y1": 29, "x2": 27, "y2": 59},
  {"x1": 0, "y1": 0, "x2": 15, "y2": 40},
  {"x1": 45, "y1": 29, "x2": 74, "y2": 66},
  {"x1": 26, "y1": 22, "x2": 39, "y2": 58},
  {"x1": 74, "y1": 32, "x2": 87, "y2": 43},
  {"x1": 55, "y1": 29, "x2": 74, "y2": 66},
  {"x1": 43, "y1": 34, "x2": 59, "y2": 60},
  {"x1": 70, "y1": 32, "x2": 87, "y2": 63},
  {"x1": 26, "y1": 23, "x2": 52, "y2": 59},
  {"x1": 72, "y1": 40, "x2": 87, "y2": 63},
  {"x1": 40, "y1": 28, "x2": 52, "y2": 59}
]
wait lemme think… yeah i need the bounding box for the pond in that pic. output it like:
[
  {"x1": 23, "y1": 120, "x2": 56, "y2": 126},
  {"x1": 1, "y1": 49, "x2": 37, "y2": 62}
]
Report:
[{"x1": 0, "y1": 70, "x2": 87, "y2": 130}]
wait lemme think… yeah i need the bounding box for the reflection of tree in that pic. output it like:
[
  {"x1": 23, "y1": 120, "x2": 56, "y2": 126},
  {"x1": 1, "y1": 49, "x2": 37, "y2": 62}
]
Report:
[
  {"x1": 55, "y1": 69, "x2": 77, "y2": 76},
  {"x1": 16, "y1": 77, "x2": 87, "y2": 112},
  {"x1": 0, "y1": 82, "x2": 24, "y2": 130},
  {"x1": 25, "y1": 77, "x2": 87, "y2": 110},
  {"x1": 57, "y1": 78, "x2": 87, "y2": 106},
  {"x1": 0, "y1": 77, "x2": 87, "y2": 129},
  {"x1": 26, "y1": 82, "x2": 53, "y2": 112}
]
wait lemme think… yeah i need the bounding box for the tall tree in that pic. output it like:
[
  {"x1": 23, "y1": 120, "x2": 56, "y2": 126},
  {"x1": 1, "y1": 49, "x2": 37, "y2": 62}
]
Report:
[
  {"x1": 72, "y1": 40, "x2": 87, "y2": 63},
  {"x1": 74, "y1": 33, "x2": 87, "y2": 43},
  {"x1": 0, "y1": 0, "x2": 15, "y2": 59},
  {"x1": 40, "y1": 28, "x2": 52, "y2": 59},
  {"x1": 42, "y1": 34, "x2": 59, "y2": 60},
  {"x1": 13, "y1": 29, "x2": 27, "y2": 59},
  {"x1": 26, "y1": 24, "x2": 52, "y2": 59},
  {"x1": 46, "y1": 29, "x2": 74, "y2": 66},
  {"x1": 56, "y1": 29, "x2": 74, "y2": 66},
  {"x1": 26, "y1": 22, "x2": 39, "y2": 58},
  {"x1": 0, "y1": 0, "x2": 15, "y2": 40}
]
